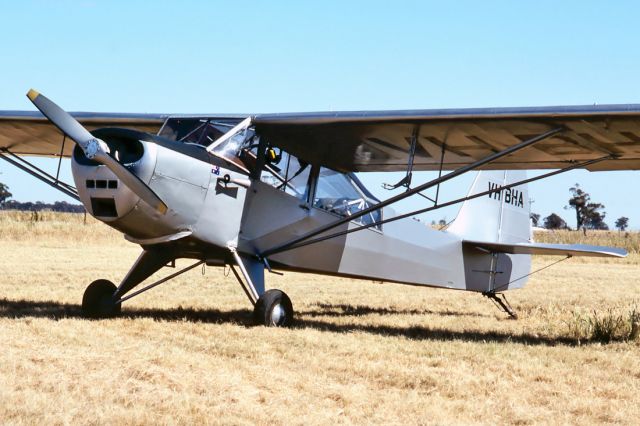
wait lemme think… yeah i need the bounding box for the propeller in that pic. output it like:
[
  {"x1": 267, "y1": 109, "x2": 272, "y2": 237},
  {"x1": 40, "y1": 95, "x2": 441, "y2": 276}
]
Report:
[{"x1": 27, "y1": 89, "x2": 167, "y2": 214}]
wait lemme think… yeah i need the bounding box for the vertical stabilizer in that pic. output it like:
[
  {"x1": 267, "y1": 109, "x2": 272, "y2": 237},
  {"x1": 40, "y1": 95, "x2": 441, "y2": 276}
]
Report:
[
  {"x1": 448, "y1": 170, "x2": 531, "y2": 244},
  {"x1": 448, "y1": 170, "x2": 533, "y2": 292}
]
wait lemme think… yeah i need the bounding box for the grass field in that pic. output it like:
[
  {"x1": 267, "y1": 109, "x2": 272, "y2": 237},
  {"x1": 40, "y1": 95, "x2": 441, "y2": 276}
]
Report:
[{"x1": 1, "y1": 211, "x2": 639, "y2": 424}]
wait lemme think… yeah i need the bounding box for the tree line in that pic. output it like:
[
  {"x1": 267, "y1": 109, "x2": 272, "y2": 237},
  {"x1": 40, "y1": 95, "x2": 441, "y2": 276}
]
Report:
[
  {"x1": 0, "y1": 179, "x2": 632, "y2": 230},
  {"x1": 530, "y1": 183, "x2": 629, "y2": 232},
  {"x1": 0, "y1": 181, "x2": 85, "y2": 213}
]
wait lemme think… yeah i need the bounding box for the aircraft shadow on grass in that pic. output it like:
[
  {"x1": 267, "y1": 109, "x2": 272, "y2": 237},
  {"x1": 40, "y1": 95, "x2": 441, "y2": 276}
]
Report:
[{"x1": 0, "y1": 297, "x2": 599, "y2": 347}]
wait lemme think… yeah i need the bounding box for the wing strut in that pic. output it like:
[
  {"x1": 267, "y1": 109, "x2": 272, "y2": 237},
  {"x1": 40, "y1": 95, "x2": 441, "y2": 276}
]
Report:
[
  {"x1": 383, "y1": 125, "x2": 419, "y2": 190},
  {"x1": 0, "y1": 148, "x2": 79, "y2": 201},
  {"x1": 260, "y1": 127, "x2": 565, "y2": 258},
  {"x1": 386, "y1": 132, "x2": 449, "y2": 206}
]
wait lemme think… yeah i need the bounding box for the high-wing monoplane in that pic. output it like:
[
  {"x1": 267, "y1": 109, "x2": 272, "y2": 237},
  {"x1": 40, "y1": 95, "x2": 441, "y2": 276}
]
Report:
[{"x1": 0, "y1": 90, "x2": 636, "y2": 325}]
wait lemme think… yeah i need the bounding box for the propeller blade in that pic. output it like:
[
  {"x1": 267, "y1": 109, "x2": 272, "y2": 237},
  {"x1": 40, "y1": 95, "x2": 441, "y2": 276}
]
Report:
[
  {"x1": 27, "y1": 89, "x2": 168, "y2": 214},
  {"x1": 27, "y1": 89, "x2": 95, "y2": 149}
]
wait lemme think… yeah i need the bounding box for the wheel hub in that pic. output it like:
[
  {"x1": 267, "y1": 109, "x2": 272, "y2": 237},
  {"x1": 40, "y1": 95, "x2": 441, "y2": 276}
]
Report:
[{"x1": 270, "y1": 303, "x2": 286, "y2": 326}]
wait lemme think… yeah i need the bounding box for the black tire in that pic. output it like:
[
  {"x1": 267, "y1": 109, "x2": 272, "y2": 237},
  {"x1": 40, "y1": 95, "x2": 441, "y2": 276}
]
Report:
[
  {"x1": 253, "y1": 289, "x2": 294, "y2": 327},
  {"x1": 82, "y1": 279, "x2": 121, "y2": 319}
]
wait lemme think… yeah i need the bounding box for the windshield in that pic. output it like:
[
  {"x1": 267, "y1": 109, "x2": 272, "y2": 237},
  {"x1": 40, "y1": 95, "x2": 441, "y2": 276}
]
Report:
[
  {"x1": 158, "y1": 118, "x2": 239, "y2": 146},
  {"x1": 207, "y1": 119, "x2": 256, "y2": 172}
]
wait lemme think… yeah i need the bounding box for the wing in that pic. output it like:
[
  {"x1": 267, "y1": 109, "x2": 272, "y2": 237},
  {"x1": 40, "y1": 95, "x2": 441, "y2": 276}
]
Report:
[
  {"x1": 0, "y1": 111, "x2": 167, "y2": 157},
  {"x1": 254, "y1": 104, "x2": 640, "y2": 172}
]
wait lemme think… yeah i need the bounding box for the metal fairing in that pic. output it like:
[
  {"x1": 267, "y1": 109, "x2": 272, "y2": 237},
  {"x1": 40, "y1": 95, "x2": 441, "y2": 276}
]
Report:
[{"x1": 91, "y1": 144, "x2": 212, "y2": 240}]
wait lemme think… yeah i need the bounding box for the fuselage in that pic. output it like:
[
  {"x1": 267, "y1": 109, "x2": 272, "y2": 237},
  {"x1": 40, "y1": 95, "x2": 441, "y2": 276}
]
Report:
[{"x1": 71, "y1": 123, "x2": 528, "y2": 294}]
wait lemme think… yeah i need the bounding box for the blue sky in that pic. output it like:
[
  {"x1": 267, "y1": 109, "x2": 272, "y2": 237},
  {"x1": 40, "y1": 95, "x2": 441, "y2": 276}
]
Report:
[{"x1": 1, "y1": 1, "x2": 639, "y2": 228}]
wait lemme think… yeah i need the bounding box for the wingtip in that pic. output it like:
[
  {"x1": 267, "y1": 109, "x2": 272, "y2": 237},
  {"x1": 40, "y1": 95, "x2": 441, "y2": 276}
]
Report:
[{"x1": 26, "y1": 89, "x2": 40, "y2": 101}]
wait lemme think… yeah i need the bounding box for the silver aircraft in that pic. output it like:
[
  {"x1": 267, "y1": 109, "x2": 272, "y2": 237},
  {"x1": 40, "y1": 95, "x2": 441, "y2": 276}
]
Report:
[{"x1": 0, "y1": 90, "x2": 636, "y2": 326}]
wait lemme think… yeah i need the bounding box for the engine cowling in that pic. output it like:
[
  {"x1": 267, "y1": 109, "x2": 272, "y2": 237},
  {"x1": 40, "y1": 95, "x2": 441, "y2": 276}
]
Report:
[{"x1": 72, "y1": 128, "x2": 158, "y2": 222}]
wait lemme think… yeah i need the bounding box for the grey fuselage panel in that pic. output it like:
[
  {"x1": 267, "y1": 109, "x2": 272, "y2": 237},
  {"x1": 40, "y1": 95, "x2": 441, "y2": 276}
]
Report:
[{"x1": 238, "y1": 181, "x2": 468, "y2": 290}]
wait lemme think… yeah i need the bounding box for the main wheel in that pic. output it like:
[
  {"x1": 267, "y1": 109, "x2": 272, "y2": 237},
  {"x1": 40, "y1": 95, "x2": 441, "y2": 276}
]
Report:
[
  {"x1": 82, "y1": 279, "x2": 121, "y2": 319},
  {"x1": 253, "y1": 289, "x2": 294, "y2": 327}
]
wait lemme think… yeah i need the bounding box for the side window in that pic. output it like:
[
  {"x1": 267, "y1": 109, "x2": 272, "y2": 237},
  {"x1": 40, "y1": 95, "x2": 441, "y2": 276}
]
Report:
[
  {"x1": 260, "y1": 150, "x2": 311, "y2": 203},
  {"x1": 313, "y1": 167, "x2": 382, "y2": 229}
]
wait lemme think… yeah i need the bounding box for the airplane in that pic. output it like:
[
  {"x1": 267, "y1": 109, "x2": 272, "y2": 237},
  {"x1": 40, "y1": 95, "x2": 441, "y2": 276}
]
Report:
[{"x1": 0, "y1": 89, "x2": 636, "y2": 326}]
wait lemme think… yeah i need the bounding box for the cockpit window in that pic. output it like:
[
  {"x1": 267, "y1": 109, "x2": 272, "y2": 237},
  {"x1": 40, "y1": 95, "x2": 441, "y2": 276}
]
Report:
[
  {"x1": 216, "y1": 127, "x2": 253, "y2": 164},
  {"x1": 205, "y1": 118, "x2": 257, "y2": 172},
  {"x1": 158, "y1": 118, "x2": 239, "y2": 146},
  {"x1": 314, "y1": 167, "x2": 382, "y2": 229},
  {"x1": 259, "y1": 150, "x2": 311, "y2": 202}
]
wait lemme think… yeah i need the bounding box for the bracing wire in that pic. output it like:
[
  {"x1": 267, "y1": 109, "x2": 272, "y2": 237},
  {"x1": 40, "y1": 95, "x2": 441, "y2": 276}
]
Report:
[{"x1": 491, "y1": 255, "x2": 572, "y2": 293}]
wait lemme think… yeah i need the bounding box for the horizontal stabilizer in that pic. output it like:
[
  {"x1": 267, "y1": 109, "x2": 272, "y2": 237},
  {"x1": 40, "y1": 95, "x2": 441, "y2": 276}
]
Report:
[{"x1": 463, "y1": 240, "x2": 628, "y2": 258}]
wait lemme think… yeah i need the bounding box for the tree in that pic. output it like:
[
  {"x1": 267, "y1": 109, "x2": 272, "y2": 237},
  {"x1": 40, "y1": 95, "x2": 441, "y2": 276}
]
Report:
[
  {"x1": 567, "y1": 184, "x2": 588, "y2": 229},
  {"x1": 543, "y1": 213, "x2": 568, "y2": 230},
  {"x1": 566, "y1": 184, "x2": 607, "y2": 230},
  {"x1": 530, "y1": 212, "x2": 541, "y2": 227},
  {"x1": 615, "y1": 217, "x2": 629, "y2": 232},
  {"x1": 585, "y1": 208, "x2": 608, "y2": 230},
  {"x1": 0, "y1": 181, "x2": 11, "y2": 205}
]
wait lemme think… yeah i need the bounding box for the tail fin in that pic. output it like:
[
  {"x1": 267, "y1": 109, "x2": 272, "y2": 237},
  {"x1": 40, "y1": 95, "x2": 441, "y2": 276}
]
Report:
[
  {"x1": 448, "y1": 171, "x2": 533, "y2": 292},
  {"x1": 448, "y1": 170, "x2": 531, "y2": 244}
]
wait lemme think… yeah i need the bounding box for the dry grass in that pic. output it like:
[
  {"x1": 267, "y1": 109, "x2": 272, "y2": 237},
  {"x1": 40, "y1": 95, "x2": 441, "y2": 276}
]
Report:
[
  {"x1": 0, "y1": 210, "x2": 120, "y2": 243},
  {"x1": 534, "y1": 229, "x2": 640, "y2": 254},
  {"x1": 1, "y1": 211, "x2": 640, "y2": 425}
]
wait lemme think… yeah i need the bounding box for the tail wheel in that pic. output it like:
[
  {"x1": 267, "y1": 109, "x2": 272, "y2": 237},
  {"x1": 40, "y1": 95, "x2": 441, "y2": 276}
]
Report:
[
  {"x1": 253, "y1": 289, "x2": 294, "y2": 327},
  {"x1": 82, "y1": 279, "x2": 121, "y2": 318}
]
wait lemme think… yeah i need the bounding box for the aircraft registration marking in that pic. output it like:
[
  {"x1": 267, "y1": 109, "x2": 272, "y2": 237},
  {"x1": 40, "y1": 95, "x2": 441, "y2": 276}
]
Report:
[{"x1": 487, "y1": 182, "x2": 524, "y2": 208}]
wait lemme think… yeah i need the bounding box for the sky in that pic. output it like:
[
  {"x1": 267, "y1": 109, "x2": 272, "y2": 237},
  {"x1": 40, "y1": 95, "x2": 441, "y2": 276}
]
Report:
[{"x1": 1, "y1": 0, "x2": 639, "y2": 229}]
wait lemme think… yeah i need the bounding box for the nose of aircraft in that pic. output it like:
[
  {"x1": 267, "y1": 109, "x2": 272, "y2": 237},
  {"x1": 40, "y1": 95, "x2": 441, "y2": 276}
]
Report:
[
  {"x1": 71, "y1": 128, "x2": 159, "y2": 222},
  {"x1": 26, "y1": 89, "x2": 167, "y2": 214}
]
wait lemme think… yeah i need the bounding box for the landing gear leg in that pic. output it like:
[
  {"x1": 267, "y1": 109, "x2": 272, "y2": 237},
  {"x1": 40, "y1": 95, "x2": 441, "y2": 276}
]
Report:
[
  {"x1": 483, "y1": 292, "x2": 518, "y2": 319},
  {"x1": 229, "y1": 248, "x2": 294, "y2": 327}
]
